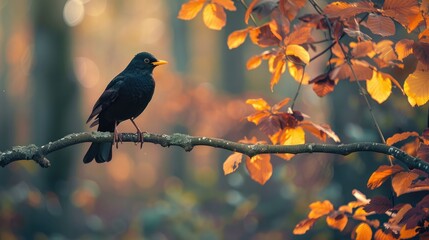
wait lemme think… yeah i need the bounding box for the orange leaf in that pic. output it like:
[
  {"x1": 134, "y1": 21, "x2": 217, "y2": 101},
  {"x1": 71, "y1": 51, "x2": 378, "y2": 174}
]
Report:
[
  {"x1": 223, "y1": 152, "x2": 243, "y2": 175},
  {"x1": 271, "y1": 98, "x2": 291, "y2": 111},
  {"x1": 404, "y1": 70, "x2": 429, "y2": 106},
  {"x1": 330, "y1": 60, "x2": 373, "y2": 81},
  {"x1": 246, "y1": 98, "x2": 270, "y2": 111},
  {"x1": 324, "y1": 1, "x2": 375, "y2": 18},
  {"x1": 353, "y1": 207, "x2": 369, "y2": 221},
  {"x1": 392, "y1": 172, "x2": 419, "y2": 196},
  {"x1": 310, "y1": 73, "x2": 336, "y2": 97},
  {"x1": 245, "y1": 154, "x2": 272, "y2": 185},
  {"x1": 284, "y1": 25, "x2": 312, "y2": 45},
  {"x1": 279, "y1": 0, "x2": 307, "y2": 20},
  {"x1": 270, "y1": 59, "x2": 285, "y2": 91},
  {"x1": 308, "y1": 200, "x2": 334, "y2": 219},
  {"x1": 374, "y1": 229, "x2": 397, "y2": 240},
  {"x1": 227, "y1": 28, "x2": 249, "y2": 49},
  {"x1": 364, "y1": 14, "x2": 395, "y2": 37},
  {"x1": 386, "y1": 131, "x2": 419, "y2": 146},
  {"x1": 246, "y1": 55, "x2": 263, "y2": 70},
  {"x1": 383, "y1": 0, "x2": 419, "y2": 28},
  {"x1": 353, "y1": 223, "x2": 372, "y2": 240},
  {"x1": 212, "y1": 0, "x2": 236, "y2": 11},
  {"x1": 286, "y1": 44, "x2": 310, "y2": 65},
  {"x1": 366, "y1": 71, "x2": 392, "y2": 104},
  {"x1": 367, "y1": 165, "x2": 404, "y2": 189},
  {"x1": 400, "y1": 225, "x2": 419, "y2": 239},
  {"x1": 249, "y1": 24, "x2": 281, "y2": 47},
  {"x1": 278, "y1": 126, "x2": 305, "y2": 160},
  {"x1": 300, "y1": 120, "x2": 341, "y2": 142},
  {"x1": 350, "y1": 41, "x2": 375, "y2": 58},
  {"x1": 326, "y1": 212, "x2": 348, "y2": 231},
  {"x1": 293, "y1": 218, "x2": 318, "y2": 235},
  {"x1": 177, "y1": 0, "x2": 206, "y2": 20},
  {"x1": 203, "y1": 3, "x2": 226, "y2": 30},
  {"x1": 395, "y1": 39, "x2": 414, "y2": 61},
  {"x1": 245, "y1": 0, "x2": 260, "y2": 24}
]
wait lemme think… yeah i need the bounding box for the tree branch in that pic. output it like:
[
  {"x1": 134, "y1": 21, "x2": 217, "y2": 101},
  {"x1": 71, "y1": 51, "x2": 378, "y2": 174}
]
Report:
[{"x1": 1, "y1": 132, "x2": 428, "y2": 173}]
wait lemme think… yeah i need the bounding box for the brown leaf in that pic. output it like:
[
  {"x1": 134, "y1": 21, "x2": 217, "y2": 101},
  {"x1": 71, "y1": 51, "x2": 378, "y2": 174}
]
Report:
[
  {"x1": 249, "y1": 24, "x2": 281, "y2": 47},
  {"x1": 353, "y1": 223, "x2": 373, "y2": 240},
  {"x1": 386, "y1": 131, "x2": 419, "y2": 146},
  {"x1": 284, "y1": 24, "x2": 313, "y2": 45},
  {"x1": 212, "y1": 0, "x2": 236, "y2": 11},
  {"x1": 392, "y1": 172, "x2": 419, "y2": 196},
  {"x1": 308, "y1": 200, "x2": 334, "y2": 219},
  {"x1": 367, "y1": 165, "x2": 404, "y2": 189},
  {"x1": 177, "y1": 0, "x2": 206, "y2": 20},
  {"x1": 269, "y1": 10, "x2": 291, "y2": 40},
  {"x1": 330, "y1": 60, "x2": 373, "y2": 81},
  {"x1": 350, "y1": 41, "x2": 375, "y2": 58},
  {"x1": 310, "y1": 73, "x2": 336, "y2": 97},
  {"x1": 300, "y1": 120, "x2": 341, "y2": 142},
  {"x1": 223, "y1": 152, "x2": 243, "y2": 175},
  {"x1": 383, "y1": 0, "x2": 419, "y2": 28},
  {"x1": 364, "y1": 14, "x2": 395, "y2": 37},
  {"x1": 245, "y1": 154, "x2": 272, "y2": 185},
  {"x1": 293, "y1": 218, "x2": 318, "y2": 235},
  {"x1": 246, "y1": 55, "x2": 263, "y2": 70},
  {"x1": 203, "y1": 3, "x2": 227, "y2": 30},
  {"x1": 326, "y1": 211, "x2": 348, "y2": 231},
  {"x1": 324, "y1": 1, "x2": 375, "y2": 18},
  {"x1": 227, "y1": 28, "x2": 249, "y2": 49},
  {"x1": 412, "y1": 41, "x2": 429, "y2": 66},
  {"x1": 395, "y1": 39, "x2": 414, "y2": 61},
  {"x1": 279, "y1": 0, "x2": 307, "y2": 20},
  {"x1": 364, "y1": 196, "x2": 392, "y2": 214}
]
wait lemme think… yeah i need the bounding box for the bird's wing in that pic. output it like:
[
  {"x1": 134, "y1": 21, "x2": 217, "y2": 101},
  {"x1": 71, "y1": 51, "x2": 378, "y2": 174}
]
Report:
[{"x1": 86, "y1": 76, "x2": 125, "y2": 126}]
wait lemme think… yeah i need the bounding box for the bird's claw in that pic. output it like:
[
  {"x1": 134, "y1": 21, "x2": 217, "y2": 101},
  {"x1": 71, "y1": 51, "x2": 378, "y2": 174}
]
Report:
[
  {"x1": 136, "y1": 131, "x2": 145, "y2": 149},
  {"x1": 115, "y1": 133, "x2": 124, "y2": 149}
]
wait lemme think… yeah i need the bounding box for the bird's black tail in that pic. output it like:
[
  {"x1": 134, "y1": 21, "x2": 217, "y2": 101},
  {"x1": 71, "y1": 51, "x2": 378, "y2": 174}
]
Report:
[{"x1": 83, "y1": 121, "x2": 114, "y2": 163}]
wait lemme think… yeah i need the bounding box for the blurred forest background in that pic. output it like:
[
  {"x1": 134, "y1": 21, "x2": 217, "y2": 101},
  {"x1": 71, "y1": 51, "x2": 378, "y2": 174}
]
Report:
[{"x1": 0, "y1": 0, "x2": 426, "y2": 239}]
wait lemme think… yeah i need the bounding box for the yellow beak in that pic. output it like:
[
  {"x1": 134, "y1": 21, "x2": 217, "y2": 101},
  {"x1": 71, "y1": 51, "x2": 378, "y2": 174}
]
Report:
[{"x1": 152, "y1": 60, "x2": 168, "y2": 66}]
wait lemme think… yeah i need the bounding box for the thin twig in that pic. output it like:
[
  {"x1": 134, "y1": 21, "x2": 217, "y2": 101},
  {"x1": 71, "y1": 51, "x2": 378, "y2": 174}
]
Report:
[{"x1": 240, "y1": 0, "x2": 258, "y2": 26}]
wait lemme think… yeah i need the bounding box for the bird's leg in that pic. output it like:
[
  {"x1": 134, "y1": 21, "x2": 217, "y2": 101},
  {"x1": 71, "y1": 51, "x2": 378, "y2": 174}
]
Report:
[
  {"x1": 113, "y1": 121, "x2": 123, "y2": 149},
  {"x1": 130, "y1": 118, "x2": 144, "y2": 148}
]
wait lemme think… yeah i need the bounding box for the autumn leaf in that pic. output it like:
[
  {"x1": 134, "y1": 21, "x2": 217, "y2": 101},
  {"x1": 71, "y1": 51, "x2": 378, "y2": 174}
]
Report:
[
  {"x1": 249, "y1": 24, "x2": 281, "y2": 47},
  {"x1": 300, "y1": 120, "x2": 341, "y2": 142},
  {"x1": 309, "y1": 73, "x2": 336, "y2": 97},
  {"x1": 326, "y1": 211, "x2": 348, "y2": 231},
  {"x1": 245, "y1": 154, "x2": 272, "y2": 185},
  {"x1": 330, "y1": 60, "x2": 373, "y2": 81},
  {"x1": 277, "y1": 126, "x2": 305, "y2": 160},
  {"x1": 212, "y1": 0, "x2": 236, "y2": 11},
  {"x1": 203, "y1": 3, "x2": 227, "y2": 30},
  {"x1": 399, "y1": 225, "x2": 419, "y2": 239},
  {"x1": 246, "y1": 55, "x2": 263, "y2": 70},
  {"x1": 223, "y1": 152, "x2": 243, "y2": 175},
  {"x1": 284, "y1": 25, "x2": 313, "y2": 45},
  {"x1": 293, "y1": 218, "x2": 318, "y2": 235},
  {"x1": 244, "y1": 0, "x2": 260, "y2": 24},
  {"x1": 412, "y1": 41, "x2": 429, "y2": 66},
  {"x1": 227, "y1": 28, "x2": 250, "y2": 49},
  {"x1": 366, "y1": 71, "x2": 392, "y2": 104},
  {"x1": 308, "y1": 200, "x2": 334, "y2": 219},
  {"x1": 364, "y1": 14, "x2": 395, "y2": 37},
  {"x1": 279, "y1": 0, "x2": 307, "y2": 20},
  {"x1": 350, "y1": 41, "x2": 375, "y2": 58},
  {"x1": 374, "y1": 229, "x2": 397, "y2": 240},
  {"x1": 395, "y1": 39, "x2": 414, "y2": 61},
  {"x1": 324, "y1": 1, "x2": 375, "y2": 18},
  {"x1": 270, "y1": 59, "x2": 285, "y2": 91},
  {"x1": 363, "y1": 196, "x2": 392, "y2": 214},
  {"x1": 382, "y1": 0, "x2": 420, "y2": 28},
  {"x1": 367, "y1": 165, "x2": 404, "y2": 189},
  {"x1": 246, "y1": 98, "x2": 270, "y2": 111},
  {"x1": 353, "y1": 223, "x2": 372, "y2": 240},
  {"x1": 177, "y1": 0, "x2": 206, "y2": 20},
  {"x1": 374, "y1": 40, "x2": 398, "y2": 69},
  {"x1": 392, "y1": 171, "x2": 419, "y2": 196},
  {"x1": 286, "y1": 44, "x2": 310, "y2": 65},
  {"x1": 404, "y1": 70, "x2": 429, "y2": 106},
  {"x1": 386, "y1": 131, "x2": 419, "y2": 146},
  {"x1": 271, "y1": 98, "x2": 290, "y2": 111}
]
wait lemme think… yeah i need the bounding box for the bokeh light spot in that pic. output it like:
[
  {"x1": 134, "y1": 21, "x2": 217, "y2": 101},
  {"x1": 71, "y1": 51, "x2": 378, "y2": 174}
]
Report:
[
  {"x1": 63, "y1": 0, "x2": 85, "y2": 27},
  {"x1": 74, "y1": 57, "x2": 100, "y2": 88},
  {"x1": 140, "y1": 18, "x2": 165, "y2": 45}
]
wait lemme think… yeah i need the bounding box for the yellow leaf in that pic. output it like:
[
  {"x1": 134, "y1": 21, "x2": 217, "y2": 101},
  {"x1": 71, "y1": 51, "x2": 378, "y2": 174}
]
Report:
[
  {"x1": 367, "y1": 165, "x2": 404, "y2": 189},
  {"x1": 278, "y1": 127, "x2": 305, "y2": 160},
  {"x1": 293, "y1": 218, "x2": 318, "y2": 235},
  {"x1": 223, "y1": 152, "x2": 243, "y2": 175},
  {"x1": 245, "y1": 154, "x2": 272, "y2": 185},
  {"x1": 286, "y1": 44, "x2": 310, "y2": 65},
  {"x1": 270, "y1": 59, "x2": 285, "y2": 91},
  {"x1": 246, "y1": 98, "x2": 271, "y2": 111},
  {"x1": 212, "y1": 0, "x2": 236, "y2": 11},
  {"x1": 177, "y1": 0, "x2": 206, "y2": 20},
  {"x1": 326, "y1": 212, "x2": 348, "y2": 231},
  {"x1": 203, "y1": 3, "x2": 226, "y2": 30},
  {"x1": 354, "y1": 223, "x2": 372, "y2": 240},
  {"x1": 288, "y1": 61, "x2": 310, "y2": 84},
  {"x1": 404, "y1": 70, "x2": 429, "y2": 106},
  {"x1": 367, "y1": 71, "x2": 392, "y2": 104},
  {"x1": 246, "y1": 55, "x2": 263, "y2": 70},
  {"x1": 227, "y1": 28, "x2": 249, "y2": 49},
  {"x1": 308, "y1": 200, "x2": 334, "y2": 219},
  {"x1": 395, "y1": 39, "x2": 414, "y2": 61}
]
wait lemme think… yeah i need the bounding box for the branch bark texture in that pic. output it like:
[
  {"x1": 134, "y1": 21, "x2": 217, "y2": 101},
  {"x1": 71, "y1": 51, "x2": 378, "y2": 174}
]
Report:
[{"x1": 1, "y1": 132, "x2": 428, "y2": 173}]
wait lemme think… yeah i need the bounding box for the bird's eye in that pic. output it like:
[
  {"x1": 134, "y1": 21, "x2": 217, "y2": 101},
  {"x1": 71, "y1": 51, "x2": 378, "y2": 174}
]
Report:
[{"x1": 144, "y1": 58, "x2": 150, "y2": 63}]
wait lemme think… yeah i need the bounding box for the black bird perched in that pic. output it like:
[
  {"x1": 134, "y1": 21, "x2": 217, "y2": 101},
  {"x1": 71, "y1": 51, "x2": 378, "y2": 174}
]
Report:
[{"x1": 83, "y1": 52, "x2": 167, "y2": 163}]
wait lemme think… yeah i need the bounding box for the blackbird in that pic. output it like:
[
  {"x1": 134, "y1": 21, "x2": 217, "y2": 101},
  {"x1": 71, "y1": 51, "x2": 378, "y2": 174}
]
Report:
[{"x1": 83, "y1": 52, "x2": 167, "y2": 163}]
